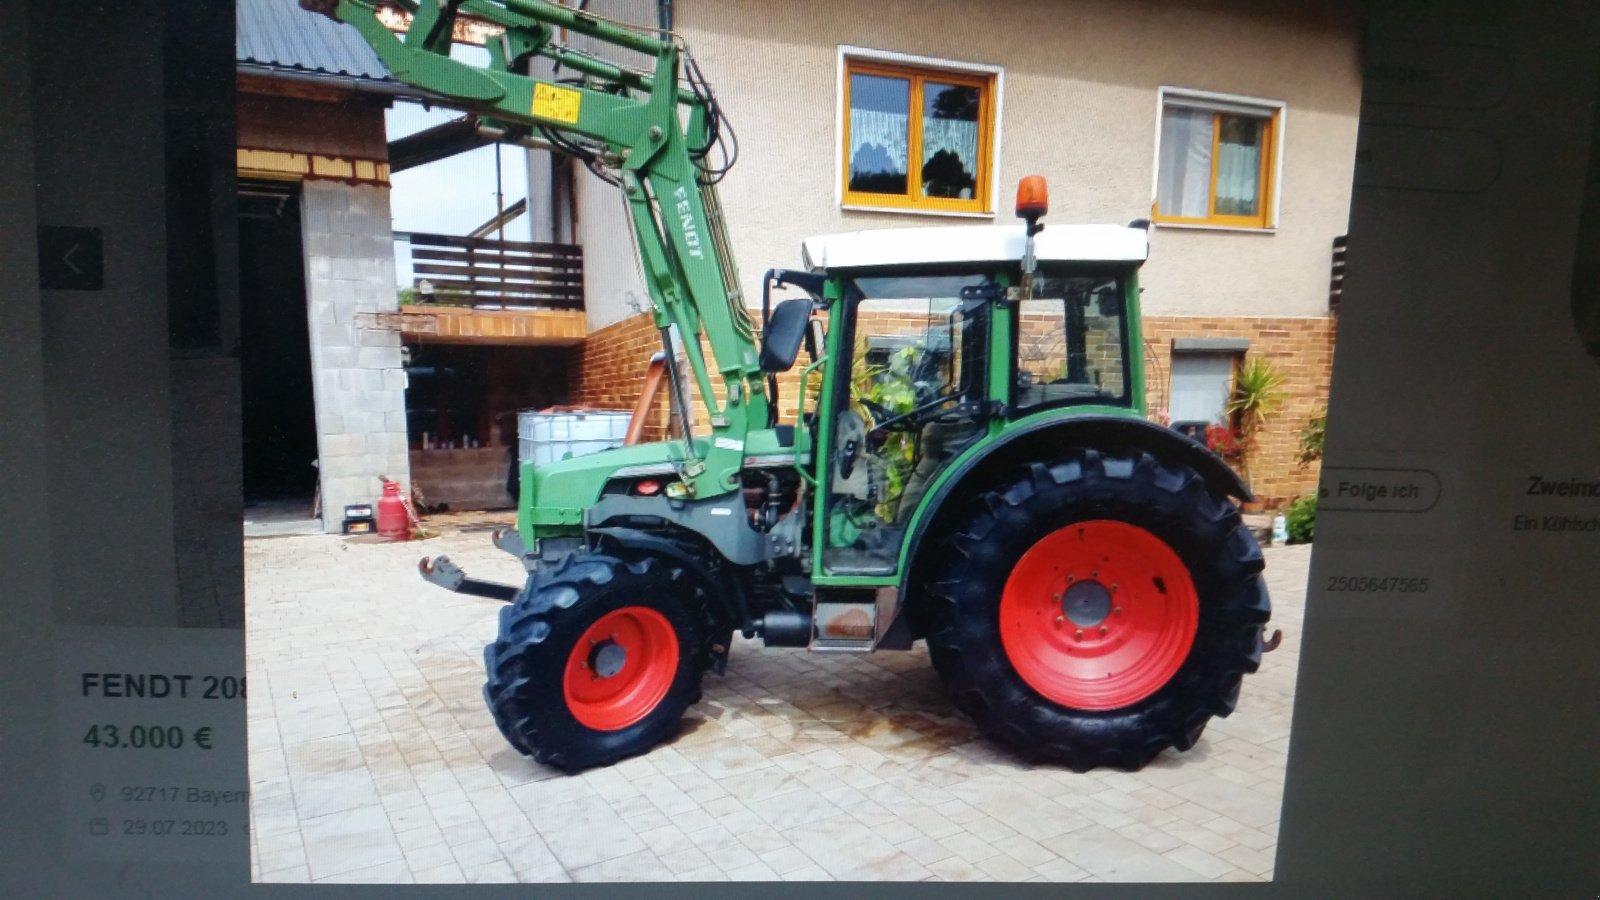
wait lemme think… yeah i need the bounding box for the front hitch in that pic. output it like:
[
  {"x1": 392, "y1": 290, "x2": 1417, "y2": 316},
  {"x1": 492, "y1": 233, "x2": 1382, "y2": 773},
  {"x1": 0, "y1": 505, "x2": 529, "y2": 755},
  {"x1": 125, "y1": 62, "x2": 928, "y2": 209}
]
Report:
[{"x1": 418, "y1": 556, "x2": 520, "y2": 602}]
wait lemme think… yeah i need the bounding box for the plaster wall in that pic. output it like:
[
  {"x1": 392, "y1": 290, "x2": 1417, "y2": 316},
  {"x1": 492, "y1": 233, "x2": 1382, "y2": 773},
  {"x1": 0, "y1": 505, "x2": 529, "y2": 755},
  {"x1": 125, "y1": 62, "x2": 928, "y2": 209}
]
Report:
[{"x1": 575, "y1": 0, "x2": 1359, "y2": 329}]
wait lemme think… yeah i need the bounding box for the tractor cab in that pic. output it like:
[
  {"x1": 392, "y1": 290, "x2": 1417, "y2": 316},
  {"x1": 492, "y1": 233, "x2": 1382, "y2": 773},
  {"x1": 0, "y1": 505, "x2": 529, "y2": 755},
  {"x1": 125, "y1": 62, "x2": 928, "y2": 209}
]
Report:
[{"x1": 782, "y1": 220, "x2": 1151, "y2": 579}]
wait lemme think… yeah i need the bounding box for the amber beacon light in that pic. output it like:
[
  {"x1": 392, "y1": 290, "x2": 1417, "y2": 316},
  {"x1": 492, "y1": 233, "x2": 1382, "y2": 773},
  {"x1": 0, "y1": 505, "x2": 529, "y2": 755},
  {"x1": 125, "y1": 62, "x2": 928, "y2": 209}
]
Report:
[{"x1": 1016, "y1": 175, "x2": 1049, "y2": 226}]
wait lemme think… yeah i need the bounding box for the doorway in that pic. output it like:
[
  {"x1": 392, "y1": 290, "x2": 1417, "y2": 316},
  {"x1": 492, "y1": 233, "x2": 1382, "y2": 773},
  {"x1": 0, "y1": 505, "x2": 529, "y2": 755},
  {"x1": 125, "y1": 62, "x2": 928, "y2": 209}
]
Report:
[{"x1": 238, "y1": 179, "x2": 319, "y2": 511}]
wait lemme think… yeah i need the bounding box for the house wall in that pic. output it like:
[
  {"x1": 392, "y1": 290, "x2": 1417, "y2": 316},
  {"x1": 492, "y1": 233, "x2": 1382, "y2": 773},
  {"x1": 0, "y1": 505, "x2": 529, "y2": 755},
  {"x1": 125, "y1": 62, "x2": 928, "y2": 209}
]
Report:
[
  {"x1": 669, "y1": 0, "x2": 1360, "y2": 319},
  {"x1": 1143, "y1": 315, "x2": 1336, "y2": 503},
  {"x1": 572, "y1": 313, "x2": 674, "y2": 442},
  {"x1": 300, "y1": 180, "x2": 412, "y2": 530},
  {"x1": 566, "y1": 0, "x2": 1358, "y2": 501}
]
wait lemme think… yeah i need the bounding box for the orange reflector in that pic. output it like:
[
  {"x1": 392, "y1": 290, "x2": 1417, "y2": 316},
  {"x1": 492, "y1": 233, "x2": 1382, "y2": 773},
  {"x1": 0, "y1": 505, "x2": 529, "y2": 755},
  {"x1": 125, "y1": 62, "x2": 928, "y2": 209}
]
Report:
[
  {"x1": 635, "y1": 479, "x2": 662, "y2": 496},
  {"x1": 1016, "y1": 175, "x2": 1049, "y2": 219}
]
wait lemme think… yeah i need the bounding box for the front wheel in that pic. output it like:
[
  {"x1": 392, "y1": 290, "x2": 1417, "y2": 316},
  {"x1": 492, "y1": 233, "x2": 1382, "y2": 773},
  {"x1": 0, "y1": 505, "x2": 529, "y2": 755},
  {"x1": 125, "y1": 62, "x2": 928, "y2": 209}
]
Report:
[
  {"x1": 923, "y1": 450, "x2": 1270, "y2": 772},
  {"x1": 483, "y1": 552, "x2": 707, "y2": 772}
]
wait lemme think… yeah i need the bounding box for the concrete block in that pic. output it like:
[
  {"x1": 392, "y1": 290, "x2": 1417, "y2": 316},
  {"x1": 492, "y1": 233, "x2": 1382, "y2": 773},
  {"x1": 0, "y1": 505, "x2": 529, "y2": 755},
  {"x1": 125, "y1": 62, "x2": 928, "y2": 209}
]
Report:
[
  {"x1": 385, "y1": 411, "x2": 409, "y2": 432},
  {"x1": 357, "y1": 347, "x2": 401, "y2": 370},
  {"x1": 302, "y1": 206, "x2": 331, "y2": 236},
  {"x1": 326, "y1": 474, "x2": 371, "y2": 505},
  {"x1": 359, "y1": 390, "x2": 401, "y2": 414},
  {"x1": 323, "y1": 433, "x2": 367, "y2": 458},
  {"x1": 354, "y1": 411, "x2": 390, "y2": 433},
  {"x1": 319, "y1": 454, "x2": 363, "y2": 478},
  {"x1": 305, "y1": 181, "x2": 349, "y2": 214},
  {"x1": 367, "y1": 433, "x2": 408, "y2": 456},
  {"x1": 382, "y1": 368, "x2": 408, "y2": 392},
  {"x1": 320, "y1": 346, "x2": 355, "y2": 369},
  {"x1": 334, "y1": 296, "x2": 365, "y2": 325},
  {"x1": 330, "y1": 234, "x2": 354, "y2": 259},
  {"x1": 315, "y1": 412, "x2": 344, "y2": 435},
  {"x1": 308, "y1": 256, "x2": 332, "y2": 280},
  {"x1": 331, "y1": 257, "x2": 359, "y2": 282},
  {"x1": 357, "y1": 328, "x2": 400, "y2": 349},
  {"x1": 303, "y1": 233, "x2": 331, "y2": 258},
  {"x1": 318, "y1": 323, "x2": 355, "y2": 349}
]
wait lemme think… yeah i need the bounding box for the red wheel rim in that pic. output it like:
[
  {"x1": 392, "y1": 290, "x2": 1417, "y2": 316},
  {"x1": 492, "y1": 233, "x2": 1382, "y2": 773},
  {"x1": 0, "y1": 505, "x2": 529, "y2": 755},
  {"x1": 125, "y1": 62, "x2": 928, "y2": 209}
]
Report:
[
  {"x1": 1000, "y1": 520, "x2": 1198, "y2": 710},
  {"x1": 562, "y1": 606, "x2": 679, "y2": 731}
]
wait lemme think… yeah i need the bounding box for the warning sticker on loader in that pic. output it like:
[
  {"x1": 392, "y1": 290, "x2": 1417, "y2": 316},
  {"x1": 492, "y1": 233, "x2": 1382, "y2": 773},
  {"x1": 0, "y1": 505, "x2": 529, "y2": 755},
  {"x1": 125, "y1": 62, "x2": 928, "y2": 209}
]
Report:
[{"x1": 532, "y1": 84, "x2": 582, "y2": 125}]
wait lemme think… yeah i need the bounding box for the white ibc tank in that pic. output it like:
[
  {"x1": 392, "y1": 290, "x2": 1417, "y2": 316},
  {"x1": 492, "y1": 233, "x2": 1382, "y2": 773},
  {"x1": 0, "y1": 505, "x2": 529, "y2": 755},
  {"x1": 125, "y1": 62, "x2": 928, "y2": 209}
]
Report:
[{"x1": 517, "y1": 409, "x2": 632, "y2": 466}]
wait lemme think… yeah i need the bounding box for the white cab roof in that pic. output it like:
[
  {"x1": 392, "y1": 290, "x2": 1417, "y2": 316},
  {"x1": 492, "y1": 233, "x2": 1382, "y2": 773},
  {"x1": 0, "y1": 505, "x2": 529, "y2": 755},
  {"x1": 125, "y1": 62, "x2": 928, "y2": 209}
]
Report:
[{"x1": 800, "y1": 223, "x2": 1148, "y2": 272}]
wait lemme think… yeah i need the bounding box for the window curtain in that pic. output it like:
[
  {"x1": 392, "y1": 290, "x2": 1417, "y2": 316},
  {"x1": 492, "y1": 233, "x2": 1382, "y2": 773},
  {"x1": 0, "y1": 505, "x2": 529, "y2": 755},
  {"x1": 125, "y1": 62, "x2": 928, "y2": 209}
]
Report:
[
  {"x1": 850, "y1": 109, "x2": 908, "y2": 175},
  {"x1": 1214, "y1": 140, "x2": 1261, "y2": 216},
  {"x1": 922, "y1": 117, "x2": 978, "y2": 169},
  {"x1": 1158, "y1": 107, "x2": 1213, "y2": 218}
]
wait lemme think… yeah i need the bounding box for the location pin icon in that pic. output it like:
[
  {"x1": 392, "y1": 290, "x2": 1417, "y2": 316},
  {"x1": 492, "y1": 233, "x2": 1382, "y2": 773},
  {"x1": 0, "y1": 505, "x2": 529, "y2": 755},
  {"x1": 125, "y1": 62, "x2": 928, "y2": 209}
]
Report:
[{"x1": 90, "y1": 784, "x2": 105, "y2": 802}]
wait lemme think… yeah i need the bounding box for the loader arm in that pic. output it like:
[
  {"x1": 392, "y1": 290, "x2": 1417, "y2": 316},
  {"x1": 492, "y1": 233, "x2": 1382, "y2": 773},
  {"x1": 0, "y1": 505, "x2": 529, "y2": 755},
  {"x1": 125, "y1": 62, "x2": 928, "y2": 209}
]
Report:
[{"x1": 304, "y1": 0, "x2": 765, "y2": 496}]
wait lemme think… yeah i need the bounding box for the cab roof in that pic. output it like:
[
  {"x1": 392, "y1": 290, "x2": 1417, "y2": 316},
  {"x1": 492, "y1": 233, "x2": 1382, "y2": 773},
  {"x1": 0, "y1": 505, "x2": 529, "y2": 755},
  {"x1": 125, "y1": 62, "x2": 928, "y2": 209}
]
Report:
[{"x1": 800, "y1": 223, "x2": 1149, "y2": 273}]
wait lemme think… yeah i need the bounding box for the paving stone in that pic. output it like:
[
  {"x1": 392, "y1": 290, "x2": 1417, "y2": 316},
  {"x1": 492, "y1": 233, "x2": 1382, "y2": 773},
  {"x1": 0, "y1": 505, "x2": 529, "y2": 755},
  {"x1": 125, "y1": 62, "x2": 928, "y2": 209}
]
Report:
[
  {"x1": 247, "y1": 522, "x2": 1306, "y2": 884},
  {"x1": 298, "y1": 804, "x2": 404, "y2": 879}
]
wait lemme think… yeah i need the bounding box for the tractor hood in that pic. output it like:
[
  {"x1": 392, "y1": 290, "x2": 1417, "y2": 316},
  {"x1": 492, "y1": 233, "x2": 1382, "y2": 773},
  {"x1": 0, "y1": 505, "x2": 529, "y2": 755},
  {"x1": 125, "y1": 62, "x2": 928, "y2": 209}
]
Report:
[{"x1": 800, "y1": 223, "x2": 1149, "y2": 272}]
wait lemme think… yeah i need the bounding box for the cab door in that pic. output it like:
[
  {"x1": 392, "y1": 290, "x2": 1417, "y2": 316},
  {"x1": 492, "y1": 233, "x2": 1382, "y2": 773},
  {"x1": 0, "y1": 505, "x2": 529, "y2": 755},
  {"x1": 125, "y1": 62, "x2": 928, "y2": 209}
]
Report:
[{"x1": 813, "y1": 270, "x2": 998, "y2": 579}]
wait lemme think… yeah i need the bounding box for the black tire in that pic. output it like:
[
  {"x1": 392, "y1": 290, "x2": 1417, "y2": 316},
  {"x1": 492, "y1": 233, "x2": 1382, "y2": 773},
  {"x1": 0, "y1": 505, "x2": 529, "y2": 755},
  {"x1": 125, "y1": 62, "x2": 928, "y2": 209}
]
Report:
[
  {"x1": 923, "y1": 449, "x2": 1270, "y2": 772},
  {"x1": 483, "y1": 552, "x2": 708, "y2": 772}
]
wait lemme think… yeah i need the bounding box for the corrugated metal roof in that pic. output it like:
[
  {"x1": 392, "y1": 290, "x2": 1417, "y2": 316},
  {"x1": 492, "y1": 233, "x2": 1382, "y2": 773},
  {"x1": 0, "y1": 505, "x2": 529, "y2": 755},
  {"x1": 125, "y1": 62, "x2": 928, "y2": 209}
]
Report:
[{"x1": 236, "y1": 0, "x2": 393, "y2": 82}]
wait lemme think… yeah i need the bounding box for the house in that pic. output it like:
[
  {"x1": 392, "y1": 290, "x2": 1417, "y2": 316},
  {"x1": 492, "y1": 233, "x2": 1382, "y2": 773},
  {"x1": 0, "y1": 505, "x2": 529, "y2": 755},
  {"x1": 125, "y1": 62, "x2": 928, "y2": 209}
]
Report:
[
  {"x1": 235, "y1": 0, "x2": 591, "y2": 529},
  {"x1": 560, "y1": 0, "x2": 1359, "y2": 503}
]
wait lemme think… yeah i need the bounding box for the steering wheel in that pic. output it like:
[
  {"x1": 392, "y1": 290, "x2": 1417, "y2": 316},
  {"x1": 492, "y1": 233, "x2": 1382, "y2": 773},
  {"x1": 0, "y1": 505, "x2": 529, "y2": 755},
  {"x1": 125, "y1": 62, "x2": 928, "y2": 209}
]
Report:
[{"x1": 857, "y1": 396, "x2": 894, "y2": 423}]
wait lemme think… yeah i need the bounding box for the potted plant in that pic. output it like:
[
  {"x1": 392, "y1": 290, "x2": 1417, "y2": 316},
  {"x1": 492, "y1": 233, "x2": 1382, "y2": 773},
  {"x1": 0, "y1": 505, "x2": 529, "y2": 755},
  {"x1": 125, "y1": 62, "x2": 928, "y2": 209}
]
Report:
[{"x1": 1223, "y1": 357, "x2": 1286, "y2": 501}]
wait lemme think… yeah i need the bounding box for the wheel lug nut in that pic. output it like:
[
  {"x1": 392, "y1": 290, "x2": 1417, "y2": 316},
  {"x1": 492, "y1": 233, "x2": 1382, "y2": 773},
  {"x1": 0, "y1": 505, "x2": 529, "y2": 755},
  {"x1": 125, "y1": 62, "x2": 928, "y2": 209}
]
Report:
[
  {"x1": 1113, "y1": 606, "x2": 1123, "y2": 615},
  {"x1": 1098, "y1": 625, "x2": 1108, "y2": 635},
  {"x1": 1055, "y1": 615, "x2": 1064, "y2": 626},
  {"x1": 1074, "y1": 629, "x2": 1084, "y2": 640}
]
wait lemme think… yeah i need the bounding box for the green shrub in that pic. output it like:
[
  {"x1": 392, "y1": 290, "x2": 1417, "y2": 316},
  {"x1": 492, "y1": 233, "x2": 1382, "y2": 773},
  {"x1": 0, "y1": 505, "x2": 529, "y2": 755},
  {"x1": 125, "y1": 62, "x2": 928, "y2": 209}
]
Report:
[
  {"x1": 1285, "y1": 494, "x2": 1316, "y2": 543},
  {"x1": 1297, "y1": 412, "x2": 1326, "y2": 468}
]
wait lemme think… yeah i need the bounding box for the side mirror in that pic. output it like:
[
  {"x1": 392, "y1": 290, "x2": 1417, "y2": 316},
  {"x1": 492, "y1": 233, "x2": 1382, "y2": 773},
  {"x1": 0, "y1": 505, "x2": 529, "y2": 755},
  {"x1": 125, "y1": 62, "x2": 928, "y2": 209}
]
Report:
[
  {"x1": 759, "y1": 297, "x2": 811, "y2": 373},
  {"x1": 805, "y1": 317, "x2": 825, "y2": 362}
]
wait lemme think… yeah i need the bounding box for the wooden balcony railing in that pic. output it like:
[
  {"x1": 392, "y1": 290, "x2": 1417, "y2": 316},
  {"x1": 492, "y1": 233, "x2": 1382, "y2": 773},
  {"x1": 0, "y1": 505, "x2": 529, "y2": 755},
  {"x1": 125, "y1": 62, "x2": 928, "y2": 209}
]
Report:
[{"x1": 407, "y1": 232, "x2": 583, "y2": 310}]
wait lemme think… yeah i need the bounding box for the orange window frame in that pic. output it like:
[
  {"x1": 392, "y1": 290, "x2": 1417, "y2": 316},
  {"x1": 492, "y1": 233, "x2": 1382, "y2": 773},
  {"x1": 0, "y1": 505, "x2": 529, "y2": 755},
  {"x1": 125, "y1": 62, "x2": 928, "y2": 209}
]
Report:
[
  {"x1": 842, "y1": 60, "x2": 995, "y2": 214},
  {"x1": 1153, "y1": 107, "x2": 1278, "y2": 229}
]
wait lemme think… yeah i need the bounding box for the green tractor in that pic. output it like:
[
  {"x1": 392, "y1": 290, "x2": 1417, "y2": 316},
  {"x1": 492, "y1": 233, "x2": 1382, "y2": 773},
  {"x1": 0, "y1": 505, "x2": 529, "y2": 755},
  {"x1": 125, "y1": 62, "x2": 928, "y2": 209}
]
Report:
[{"x1": 312, "y1": 0, "x2": 1270, "y2": 772}]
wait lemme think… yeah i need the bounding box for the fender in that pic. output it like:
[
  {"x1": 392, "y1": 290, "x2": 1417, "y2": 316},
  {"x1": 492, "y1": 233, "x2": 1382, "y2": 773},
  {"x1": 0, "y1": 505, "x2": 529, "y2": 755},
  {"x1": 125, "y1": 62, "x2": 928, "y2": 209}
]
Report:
[
  {"x1": 895, "y1": 414, "x2": 1250, "y2": 635},
  {"x1": 586, "y1": 524, "x2": 754, "y2": 636}
]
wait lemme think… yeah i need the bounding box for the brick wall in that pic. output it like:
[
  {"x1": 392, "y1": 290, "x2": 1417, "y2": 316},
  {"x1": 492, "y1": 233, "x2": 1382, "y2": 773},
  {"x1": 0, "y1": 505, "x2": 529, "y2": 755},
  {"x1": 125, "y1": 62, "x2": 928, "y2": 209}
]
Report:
[
  {"x1": 572, "y1": 312, "x2": 673, "y2": 441},
  {"x1": 1143, "y1": 315, "x2": 1336, "y2": 505},
  {"x1": 575, "y1": 309, "x2": 1337, "y2": 506}
]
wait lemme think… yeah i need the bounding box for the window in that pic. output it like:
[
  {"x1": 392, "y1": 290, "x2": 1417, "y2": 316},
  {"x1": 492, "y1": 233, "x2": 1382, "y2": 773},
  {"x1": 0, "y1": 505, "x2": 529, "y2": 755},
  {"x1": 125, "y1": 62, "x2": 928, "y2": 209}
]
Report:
[
  {"x1": 825, "y1": 273, "x2": 992, "y2": 574},
  {"x1": 1169, "y1": 350, "x2": 1240, "y2": 437},
  {"x1": 1015, "y1": 272, "x2": 1130, "y2": 411},
  {"x1": 841, "y1": 53, "x2": 997, "y2": 214},
  {"x1": 1154, "y1": 88, "x2": 1283, "y2": 229}
]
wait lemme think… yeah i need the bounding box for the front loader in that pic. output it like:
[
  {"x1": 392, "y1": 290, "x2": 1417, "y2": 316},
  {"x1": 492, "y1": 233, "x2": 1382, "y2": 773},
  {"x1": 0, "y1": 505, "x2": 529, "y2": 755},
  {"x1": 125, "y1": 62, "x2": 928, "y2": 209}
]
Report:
[{"x1": 310, "y1": 0, "x2": 1270, "y2": 772}]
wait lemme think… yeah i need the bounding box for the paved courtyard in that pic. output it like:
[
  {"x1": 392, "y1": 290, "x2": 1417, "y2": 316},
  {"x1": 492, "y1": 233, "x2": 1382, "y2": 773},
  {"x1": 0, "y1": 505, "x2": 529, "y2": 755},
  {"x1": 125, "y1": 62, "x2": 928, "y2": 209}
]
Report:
[{"x1": 246, "y1": 513, "x2": 1308, "y2": 884}]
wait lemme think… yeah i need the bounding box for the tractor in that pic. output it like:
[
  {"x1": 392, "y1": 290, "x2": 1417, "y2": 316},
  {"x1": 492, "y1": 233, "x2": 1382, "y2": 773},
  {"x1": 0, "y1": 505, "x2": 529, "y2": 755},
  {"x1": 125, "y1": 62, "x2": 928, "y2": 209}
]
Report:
[{"x1": 309, "y1": 0, "x2": 1270, "y2": 772}]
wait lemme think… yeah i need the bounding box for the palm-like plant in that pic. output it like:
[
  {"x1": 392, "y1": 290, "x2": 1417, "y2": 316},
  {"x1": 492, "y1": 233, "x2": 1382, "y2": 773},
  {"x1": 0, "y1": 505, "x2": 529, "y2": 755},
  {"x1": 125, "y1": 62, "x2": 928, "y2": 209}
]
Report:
[{"x1": 1224, "y1": 357, "x2": 1286, "y2": 487}]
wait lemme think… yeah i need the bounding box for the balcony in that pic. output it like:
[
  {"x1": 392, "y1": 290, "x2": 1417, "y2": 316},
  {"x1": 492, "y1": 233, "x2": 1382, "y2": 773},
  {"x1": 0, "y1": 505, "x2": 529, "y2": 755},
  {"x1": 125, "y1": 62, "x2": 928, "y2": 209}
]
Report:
[{"x1": 398, "y1": 232, "x2": 586, "y2": 345}]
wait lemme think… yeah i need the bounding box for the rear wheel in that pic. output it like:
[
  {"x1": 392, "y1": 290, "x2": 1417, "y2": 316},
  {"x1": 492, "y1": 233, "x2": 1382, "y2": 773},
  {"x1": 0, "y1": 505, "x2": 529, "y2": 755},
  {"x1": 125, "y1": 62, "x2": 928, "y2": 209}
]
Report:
[
  {"x1": 483, "y1": 552, "x2": 707, "y2": 772},
  {"x1": 924, "y1": 449, "x2": 1269, "y2": 771}
]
